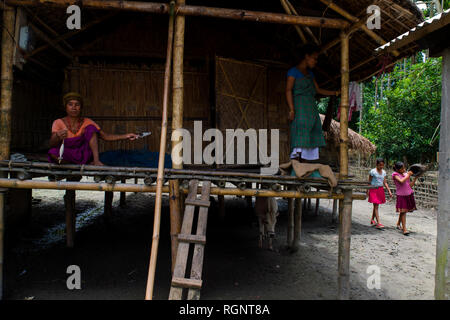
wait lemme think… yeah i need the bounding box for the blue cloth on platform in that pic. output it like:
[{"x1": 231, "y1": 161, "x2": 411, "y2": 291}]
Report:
[
  {"x1": 99, "y1": 149, "x2": 172, "y2": 168},
  {"x1": 290, "y1": 168, "x2": 322, "y2": 178}
]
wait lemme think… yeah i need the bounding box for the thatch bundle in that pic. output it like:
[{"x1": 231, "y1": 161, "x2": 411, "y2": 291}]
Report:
[{"x1": 319, "y1": 114, "x2": 376, "y2": 155}]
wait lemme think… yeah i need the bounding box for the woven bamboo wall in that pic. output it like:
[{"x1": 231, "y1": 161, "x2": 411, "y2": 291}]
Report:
[
  {"x1": 65, "y1": 63, "x2": 210, "y2": 154},
  {"x1": 11, "y1": 74, "x2": 62, "y2": 153}
]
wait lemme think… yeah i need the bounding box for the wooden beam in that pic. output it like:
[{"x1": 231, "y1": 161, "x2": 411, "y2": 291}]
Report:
[
  {"x1": 5, "y1": 0, "x2": 350, "y2": 29},
  {"x1": 318, "y1": 0, "x2": 400, "y2": 56},
  {"x1": 29, "y1": 23, "x2": 72, "y2": 59}
]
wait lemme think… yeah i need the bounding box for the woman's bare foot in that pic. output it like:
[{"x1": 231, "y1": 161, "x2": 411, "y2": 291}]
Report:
[{"x1": 91, "y1": 160, "x2": 104, "y2": 166}]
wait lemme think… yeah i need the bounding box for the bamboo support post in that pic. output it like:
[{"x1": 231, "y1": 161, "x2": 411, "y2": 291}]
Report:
[
  {"x1": 145, "y1": 2, "x2": 175, "y2": 300},
  {"x1": 120, "y1": 178, "x2": 126, "y2": 207},
  {"x1": 338, "y1": 189, "x2": 352, "y2": 300},
  {"x1": 291, "y1": 197, "x2": 303, "y2": 251},
  {"x1": 169, "y1": 0, "x2": 186, "y2": 274},
  {"x1": 218, "y1": 195, "x2": 225, "y2": 221},
  {"x1": 64, "y1": 190, "x2": 76, "y2": 247},
  {"x1": 104, "y1": 191, "x2": 113, "y2": 223},
  {"x1": 287, "y1": 197, "x2": 294, "y2": 246},
  {"x1": 339, "y1": 32, "x2": 350, "y2": 179},
  {"x1": 5, "y1": 0, "x2": 349, "y2": 29},
  {"x1": 332, "y1": 199, "x2": 338, "y2": 223},
  {"x1": 435, "y1": 47, "x2": 450, "y2": 300},
  {"x1": 0, "y1": 5, "x2": 16, "y2": 300},
  {"x1": 315, "y1": 198, "x2": 320, "y2": 216}
]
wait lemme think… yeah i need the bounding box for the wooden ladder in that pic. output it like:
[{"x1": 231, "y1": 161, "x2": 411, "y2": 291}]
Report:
[{"x1": 169, "y1": 179, "x2": 211, "y2": 300}]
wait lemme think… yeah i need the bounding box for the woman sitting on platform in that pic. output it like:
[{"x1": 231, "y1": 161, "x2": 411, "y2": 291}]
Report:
[{"x1": 48, "y1": 92, "x2": 138, "y2": 166}]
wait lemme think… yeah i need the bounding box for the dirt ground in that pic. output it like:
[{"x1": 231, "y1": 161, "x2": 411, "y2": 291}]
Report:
[{"x1": 4, "y1": 181, "x2": 437, "y2": 300}]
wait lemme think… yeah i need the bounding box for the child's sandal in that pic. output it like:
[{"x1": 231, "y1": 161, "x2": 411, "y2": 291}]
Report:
[
  {"x1": 370, "y1": 219, "x2": 377, "y2": 226},
  {"x1": 376, "y1": 223, "x2": 385, "y2": 229}
]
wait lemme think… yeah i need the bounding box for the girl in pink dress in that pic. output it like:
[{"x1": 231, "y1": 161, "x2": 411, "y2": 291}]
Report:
[
  {"x1": 368, "y1": 158, "x2": 393, "y2": 229},
  {"x1": 392, "y1": 161, "x2": 418, "y2": 236}
]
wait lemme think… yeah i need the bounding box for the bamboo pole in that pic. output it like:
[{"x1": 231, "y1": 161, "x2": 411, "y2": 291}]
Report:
[
  {"x1": 5, "y1": 0, "x2": 350, "y2": 29},
  {"x1": 0, "y1": 4, "x2": 16, "y2": 300},
  {"x1": 145, "y1": 2, "x2": 175, "y2": 300},
  {"x1": 338, "y1": 189, "x2": 352, "y2": 299},
  {"x1": 339, "y1": 32, "x2": 350, "y2": 179},
  {"x1": 287, "y1": 197, "x2": 294, "y2": 246},
  {"x1": 168, "y1": 0, "x2": 185, "y2": 274},
  {"x1": 0, "y1": 178, "x2": 367, "y2": 200},
  {"x1": 28, "y1": 23, "x2": 72, "y2": 59}
]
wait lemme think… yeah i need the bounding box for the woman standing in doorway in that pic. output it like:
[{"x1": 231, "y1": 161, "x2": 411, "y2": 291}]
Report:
[{"x1": 286, "y1": 45, "x2": 340, "y2": 161}]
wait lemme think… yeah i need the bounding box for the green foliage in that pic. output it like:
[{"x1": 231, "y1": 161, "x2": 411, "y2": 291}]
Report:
[{"x1": 361, "y1": 56, "x2": 442, "y2": 164}]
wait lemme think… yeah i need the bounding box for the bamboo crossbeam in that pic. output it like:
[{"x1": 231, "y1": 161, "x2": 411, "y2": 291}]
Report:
[
  {"x1": 280, "y1": 0, "x2": 307, "y2": 43},
  {"x1": 5, "y1": 0, "x2": 350, "y2": 29},
  {"x1": 0, "y1": 178, "x2": 368, "y2": 200}
]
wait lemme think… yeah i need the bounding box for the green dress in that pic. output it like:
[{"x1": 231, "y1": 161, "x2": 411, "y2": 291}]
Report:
[{"x1": 290, "y1": 72, "x2": 326, "y2": 151}]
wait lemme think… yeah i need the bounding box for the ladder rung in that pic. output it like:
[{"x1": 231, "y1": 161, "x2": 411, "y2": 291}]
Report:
[
  {"x1": 171, "y1": 277, "x2": 202, "y2": 289},
  {"x1": 184, "y1": 199, "x2": 210, "y2": 208},
  {"x1": 177, "y1": 234, "x2": 206, "y2": 244}
]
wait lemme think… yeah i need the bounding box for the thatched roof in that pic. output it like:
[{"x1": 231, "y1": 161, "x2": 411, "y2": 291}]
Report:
[
  {"x1": 1, "y1": 0, "x2": 424, "y2": 88},
  {"x1": 319, "y1": 114, "x2": 376, "y2": 155}
]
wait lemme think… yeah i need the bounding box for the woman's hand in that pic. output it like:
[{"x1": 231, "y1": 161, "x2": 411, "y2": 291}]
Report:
[
  {"x1": 288, "y1": 110, "x2": 295, "y2": 121},
  {"x1": 389, "y1": 191, "x2": 393, "y2": 199},
  {"x1": 126, "y1": 133, "x2": 139, "y2": 141},
  {"x1": 56, "y1": 129, "x2": 68, "y2": 140}
]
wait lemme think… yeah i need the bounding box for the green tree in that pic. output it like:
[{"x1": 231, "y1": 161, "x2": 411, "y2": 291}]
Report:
[{"x1": 361, "y1": 56, "x2": 441, "y2": 165}]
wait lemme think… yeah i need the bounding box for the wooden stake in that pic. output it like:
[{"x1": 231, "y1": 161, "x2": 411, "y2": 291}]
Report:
[
  {"x1": 120, "y1": 178, "x2": 126, "y2": 207},
  {"x1": 332, "y1": 199, "x2": 338, "y2": 223},
  {"x1": 338, "y1": 189, "x2": 352, "y2": 299},
  {"x1": 339, "y1": 32, "x2": 350, "y2": 179},
  {"x1": 145, "y1": 2, "x2": 175, "y2": 300},
  {"x1": 104, "y1": 191, "x2": 113, "y2": 223},
  {"x1": 64, "y1": 190, "x2": 76, "y2": 247},
  {"x1": 6, "y1": 0, "x2": 350, "y2": 29},
  {"x1": 291, "y1": 197, "x2": 303, "y2": 251},
  {"x1": 287, "y1": 197, "x2": 294, "y2": 246},
  {"x1": 0, "y1": 5, "x2": 16, "y2": 299},
  {"x1": 169, "y1": 0, "x2": 186, "y2": 274}
]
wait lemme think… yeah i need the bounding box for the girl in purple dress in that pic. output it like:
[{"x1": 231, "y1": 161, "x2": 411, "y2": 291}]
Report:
[{"x1": 392, "y1": 161, "x2": 418, "y2": 236}]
